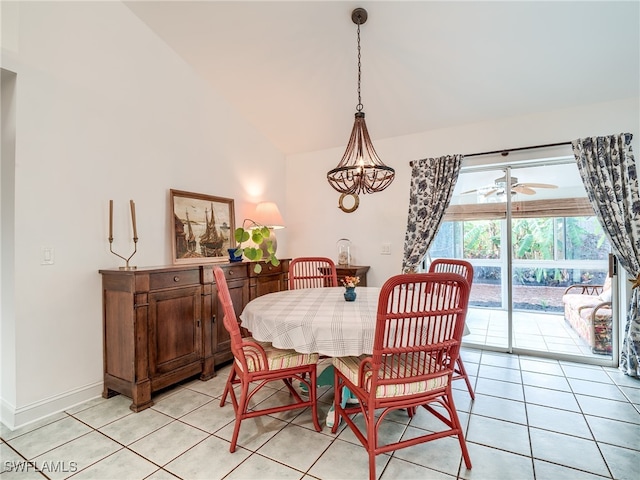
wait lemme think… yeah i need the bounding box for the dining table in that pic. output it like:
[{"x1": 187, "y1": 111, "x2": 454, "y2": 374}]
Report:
[
  {"x1": 240, "y1": 284, "x2": 470, "y2": 357},
  {"x1": 240, "y1": 286, "x2": 380, "y2": 392},
  {"x1": 240, "y1": 286, "x2": 380, "y2": 358},
  {"x1": 239, "y1": 283, "x2": 470, "y2": 427}
]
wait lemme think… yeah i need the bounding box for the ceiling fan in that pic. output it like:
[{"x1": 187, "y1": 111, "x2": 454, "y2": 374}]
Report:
[{"x1": 461, "y1": 175, "x2": 558, "y2": 197}]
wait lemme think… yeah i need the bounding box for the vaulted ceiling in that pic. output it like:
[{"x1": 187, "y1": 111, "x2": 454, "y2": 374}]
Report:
[{"x1": 125, "y1": 1, "x2": 640, "y2": 155}]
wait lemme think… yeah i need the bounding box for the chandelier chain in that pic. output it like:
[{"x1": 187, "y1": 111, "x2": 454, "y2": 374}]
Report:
[
  {"x1": 326, "y1": 7, "x2": 395, "y2": 200},
  {"x1": 356, "y1": 20, "x2": 363, "y2": 112}
]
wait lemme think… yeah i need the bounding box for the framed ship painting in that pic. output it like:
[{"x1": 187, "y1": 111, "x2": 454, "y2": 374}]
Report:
[{"x1": 170, "y1": 189, "x2": 235, "y2": 264}]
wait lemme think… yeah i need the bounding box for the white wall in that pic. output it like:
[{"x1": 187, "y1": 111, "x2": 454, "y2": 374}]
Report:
[
  {"x1": 1, "y1": 68, "x2": 18, "y2": 423},
  {"x1": 285, "y1": 97, "x2": 639, "y2": 287},
  {"x1": 2, "y1": 0, "x2": 638, "y2": 430},
  {"x1": 0, "y1": 2, "x2": 286, "y2": 429}
]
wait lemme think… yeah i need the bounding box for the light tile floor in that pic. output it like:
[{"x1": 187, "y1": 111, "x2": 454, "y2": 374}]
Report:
[
  {"x1": 2, "y1": 349, "x2": 639, "y2": 480},
  {"x1": 465, "y1": 308, "x2": 611, "y2": 360}
]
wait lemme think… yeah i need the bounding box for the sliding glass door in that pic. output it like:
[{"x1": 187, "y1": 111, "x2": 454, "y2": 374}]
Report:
[
  {"x1": 431, "y1": 166, "x2": 510, "y2": 349},
  {"x1": 428, "y1": 158, "x2": 616, "y2": 365}
]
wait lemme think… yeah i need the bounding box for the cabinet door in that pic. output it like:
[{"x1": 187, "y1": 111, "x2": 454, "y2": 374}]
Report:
[
  {"x1": 148, "y1": 285, "x2": 201, "y2": 377},
  {"x1": 252, "y1": 275, "x2": 282, "y2": 298},
  {"x1": 213, "y1": 277, "x2": 248, "y2": 358}
]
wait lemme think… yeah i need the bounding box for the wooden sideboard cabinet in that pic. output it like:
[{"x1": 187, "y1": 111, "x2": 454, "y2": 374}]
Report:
[
  {"x1": 206, "y1": 263, "x2": 249, "y2": 369},
  {"x1": 100, "y1": 259, "x2": 289, "y2": 412},
  {"x1": 249, "y1": 260, "x2": 289, "y2": 299}
]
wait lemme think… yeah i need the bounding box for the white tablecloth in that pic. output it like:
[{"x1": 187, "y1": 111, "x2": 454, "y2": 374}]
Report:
[{"x1": 240, "y1": 287, "x2": 380, "y2": 357}]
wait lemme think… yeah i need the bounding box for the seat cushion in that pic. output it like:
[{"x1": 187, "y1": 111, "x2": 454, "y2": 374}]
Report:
[
  {"x1": 240, "y1": 338, "x2": 318, "y2": 372},
  {"x1": 333, "y1": 355, "x2": 449, "y2": 399}
]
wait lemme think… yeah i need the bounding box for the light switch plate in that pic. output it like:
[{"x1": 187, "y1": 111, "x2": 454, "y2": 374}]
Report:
[{"x1": 41, "y1": 247, "x2": 54, "y2": 265}]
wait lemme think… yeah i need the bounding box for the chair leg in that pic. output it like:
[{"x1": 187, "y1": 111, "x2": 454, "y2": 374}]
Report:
[
  {"x1": 448, "y1": 387, "x2": 472, "y2": 470},
  {"x1": 367, "y1": 405, "x2": 377, "y2": 480},
  {"x1": 309, "y1": 366, "x2": 322, "y2": 432},
  {"x1": 456, "y1": 357, "x2": 475, "y2": 400},
  {"x1": 458, "y1": 430, "x2": 472, "y2": 470},
  {"x1": 331, "y1": 375, "x2": 343, "y2": 434},
  {"x1": 368, "y1": 451, "x2": 376, "y2": 480},
  {"x1": 220, "y1": 368, "x2": 236, "y2": 407},
  {"x1": 454, "y1": 408, "x2": 472, "y2": 470},
  {"x1": 229, "y1": 380, "x2": 250, "y2": 453}
]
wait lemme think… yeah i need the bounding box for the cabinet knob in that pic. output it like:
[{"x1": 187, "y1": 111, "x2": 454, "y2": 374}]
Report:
[
  {"x1": 228, "y1": 270, "x2": 233, "y2": 275},
  {"x1": 173, "y1": 276, "x2": 180, "y2": 282}
]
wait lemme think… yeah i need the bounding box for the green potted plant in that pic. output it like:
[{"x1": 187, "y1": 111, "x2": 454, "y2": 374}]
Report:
[{"x1": 232, "y1": 219, "x2": 279, "y2": 273}]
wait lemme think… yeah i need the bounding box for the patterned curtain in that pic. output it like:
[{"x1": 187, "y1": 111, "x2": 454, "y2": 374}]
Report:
[
  {"x1": 402, "y1": 155, "x2": 462, "y2": 273},
  {"x1": 572, "y1": 133, "x2": 640, "y2": 377}
]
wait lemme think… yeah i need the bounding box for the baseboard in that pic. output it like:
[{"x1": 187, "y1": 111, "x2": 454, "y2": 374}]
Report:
[{"x1": 1, "y1": 381, "x2": 103, "y2": 431}]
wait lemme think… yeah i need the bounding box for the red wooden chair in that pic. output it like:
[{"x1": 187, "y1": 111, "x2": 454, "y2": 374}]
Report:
[
  {"x1": 289, "y1": 257, "x2": 339, "y2": 289},
  {"x1": 429, "y1": 258, "x2": 476, "y2": 399},
  {"x1": 214, "y1": 267, "x2": 321, "y2": 452},
  {"x1": 331, "y1": 273, "x2": 472, "y2": 480}
]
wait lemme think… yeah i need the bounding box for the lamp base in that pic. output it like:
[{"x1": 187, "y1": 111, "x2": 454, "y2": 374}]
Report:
[{"x1": 259, "y1": 229, "x2": 278, "y2": 258}]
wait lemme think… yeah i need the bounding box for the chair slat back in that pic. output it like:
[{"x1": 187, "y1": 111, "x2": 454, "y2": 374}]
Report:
[
  {"x1": 289, "y1": 257, "x2": 339, "y2": 289},
  {"x1": 429, "y1": 259, "x2": 474, "y2": 286},
  {"x1": 371, "y1": 273, "x2": 470, "y2": 390},
  {"x1": 214, "y1": 267, "x2": 250, "y2": 369}
]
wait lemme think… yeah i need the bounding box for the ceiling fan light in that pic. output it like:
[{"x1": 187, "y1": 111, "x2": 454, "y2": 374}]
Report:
[{"x1": 463, "y1": 175, "x2": 558, "y2": 197}]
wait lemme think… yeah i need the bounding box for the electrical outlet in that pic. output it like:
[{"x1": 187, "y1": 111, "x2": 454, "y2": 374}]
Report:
[{"x1": 381, "y1": 243, "x2": 391, "y2": 255}]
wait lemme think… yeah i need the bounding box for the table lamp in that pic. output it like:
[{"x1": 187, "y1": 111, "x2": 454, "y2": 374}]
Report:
[{"x1": 254, "y1": 201, "x2": 285, "y2": 256}]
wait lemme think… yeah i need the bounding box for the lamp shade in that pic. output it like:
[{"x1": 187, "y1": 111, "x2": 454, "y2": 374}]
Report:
[{"x1": 254, "y1": 202, "x2": 285, "y2": 229}]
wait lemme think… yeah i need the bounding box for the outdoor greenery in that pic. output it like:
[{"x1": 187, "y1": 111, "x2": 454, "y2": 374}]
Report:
[
  {"x1": 564, "y1": 217, "x2": 608, "y2": 260},
  {"x1": 463, "y1": 220, "x2": 501, "y2": 259},
  {"x1": 431, "y1": 215, "x2": 610, "y2": 288},
  {"x1": 512, "y1": 218, "x2": 554, "y2": 260}
]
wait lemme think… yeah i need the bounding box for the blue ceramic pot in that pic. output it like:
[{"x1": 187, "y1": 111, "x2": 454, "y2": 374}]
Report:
[
  {"x1": 228, "y1": 248, "x2": 243, "y2": 262},
  {"x1": 344, "y1": 287, "x2": 357, "y2": 302}
]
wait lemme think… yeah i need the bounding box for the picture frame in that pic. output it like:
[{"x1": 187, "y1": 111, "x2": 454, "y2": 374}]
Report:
[{"x1": 170, "y1": 189, "x2": 235, "y2": 264}]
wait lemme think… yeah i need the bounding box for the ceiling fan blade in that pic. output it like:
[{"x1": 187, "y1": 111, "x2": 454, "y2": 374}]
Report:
[
  {"x1": 513, "y1": 185, "x2": 536, "y2": 195},
  {"x1": 483, "y1": 188, "x2": 499, "y2": 197},
  {"x1": 519, "y1": 182, "x2": 558, "y2": 189},
  {"x1": 460, "y1": 188, "x2": 479, "y2": 195}
]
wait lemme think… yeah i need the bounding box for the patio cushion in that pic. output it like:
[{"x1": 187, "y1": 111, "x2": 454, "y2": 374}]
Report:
[
  {"x1": 562, "y1": 293, "x2": 601, "y2": 310},
  {"x1": 598, "y1": 288, "x2": 612, "y2": 302},
  {"x1": 562, "y1": 286, "x2": 612, "y2": 354}
]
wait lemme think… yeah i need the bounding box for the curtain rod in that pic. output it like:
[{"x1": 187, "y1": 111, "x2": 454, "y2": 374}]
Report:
[{"x1": 463, "y1": 141, "x2": 572, "y2": 158}]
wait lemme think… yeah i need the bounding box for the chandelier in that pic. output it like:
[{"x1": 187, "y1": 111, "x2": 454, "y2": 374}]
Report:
[{"x1": 327, "y1": 8, "x2": 395, "y2": 198}]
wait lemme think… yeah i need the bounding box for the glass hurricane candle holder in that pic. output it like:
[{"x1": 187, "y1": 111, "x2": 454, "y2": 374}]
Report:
[{"x1": 337, "y1": 238, "x2": 351, "y2": 266}]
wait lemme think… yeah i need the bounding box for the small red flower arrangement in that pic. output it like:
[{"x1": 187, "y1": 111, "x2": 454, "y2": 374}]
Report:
[{"x1": 342, "y1": 276, "x2": 360, "y2": 288}]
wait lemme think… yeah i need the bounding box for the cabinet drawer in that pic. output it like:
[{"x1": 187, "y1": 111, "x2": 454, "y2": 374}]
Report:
[
  {"x1": 150, "y1": 269, "x2": 200, "y2": 290},
  {"x1": 223, "y1": 264, "x2": 247, "y2": 280},
  {"x1": 249, "y1": 262, "x2": 284, "y2": 277}
]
